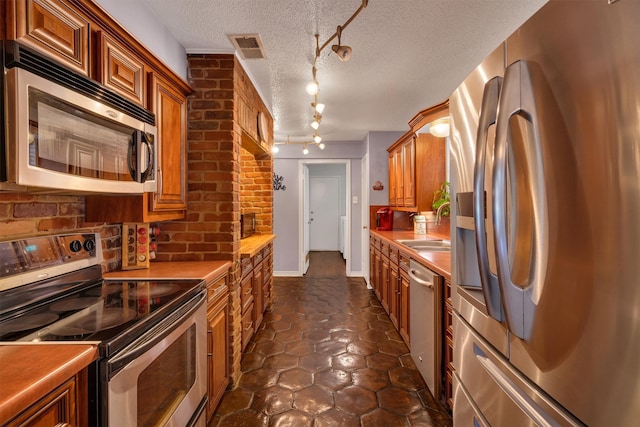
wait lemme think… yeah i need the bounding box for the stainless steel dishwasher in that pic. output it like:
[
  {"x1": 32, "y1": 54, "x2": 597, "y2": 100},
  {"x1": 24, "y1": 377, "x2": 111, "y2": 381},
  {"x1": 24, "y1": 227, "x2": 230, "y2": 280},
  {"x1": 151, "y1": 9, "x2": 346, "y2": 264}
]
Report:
[{"x1": 409, "y1": 258, "x2": 442, "y2": 397}]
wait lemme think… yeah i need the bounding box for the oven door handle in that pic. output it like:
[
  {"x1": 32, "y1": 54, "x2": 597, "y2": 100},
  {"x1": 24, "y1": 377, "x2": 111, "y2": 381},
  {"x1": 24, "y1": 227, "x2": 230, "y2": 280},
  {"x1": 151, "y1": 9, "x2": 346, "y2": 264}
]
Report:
[{"x1": 107, "y1": 291, "x2": 205, "y2": 378}]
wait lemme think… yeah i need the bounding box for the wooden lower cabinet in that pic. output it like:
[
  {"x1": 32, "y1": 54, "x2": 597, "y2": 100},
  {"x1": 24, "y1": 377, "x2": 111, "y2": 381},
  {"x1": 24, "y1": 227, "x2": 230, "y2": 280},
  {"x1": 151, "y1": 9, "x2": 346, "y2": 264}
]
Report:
[
  {"x1": 6, "y1": 369, "x2": 88, "y2": 427},
  {"x1": 399, "y1": 252, "x2": 411, "y2": 344},
  {"x1": 240, "y1": 272, "x2": 254, "y2": 351},
  {"x1": 369, "y1": 233, "x2": 411, "y2": 347},
  {"x1": 389, "y1": 257, "x2": 400, "y2": 328},
  {"x1": 206, "y1": 273, "x2": 230, "y2": 421},
  {"x1": 239, "y1": 241, "x2": 274, "y2": 351}
]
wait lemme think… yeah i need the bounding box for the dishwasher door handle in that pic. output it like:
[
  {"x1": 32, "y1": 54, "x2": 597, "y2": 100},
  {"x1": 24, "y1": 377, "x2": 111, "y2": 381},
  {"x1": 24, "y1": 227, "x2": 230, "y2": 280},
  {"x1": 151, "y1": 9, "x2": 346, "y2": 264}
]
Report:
[{"x1": 409, "y1": 268, "x2": 434, "y2": 289}]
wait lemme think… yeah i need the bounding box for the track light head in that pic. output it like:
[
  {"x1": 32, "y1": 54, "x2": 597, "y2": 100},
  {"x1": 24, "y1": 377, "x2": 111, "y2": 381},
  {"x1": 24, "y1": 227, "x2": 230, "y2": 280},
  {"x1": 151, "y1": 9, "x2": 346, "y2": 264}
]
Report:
[
  {"x1": 311, "y1": 102, "x2": 325, "y2": 114},
  {"x1": 331, "y1": 44, "x2": 352, "y2": 62},
  {"x1": 306, "y1": 81, "x2": 319, "y2": 95}
]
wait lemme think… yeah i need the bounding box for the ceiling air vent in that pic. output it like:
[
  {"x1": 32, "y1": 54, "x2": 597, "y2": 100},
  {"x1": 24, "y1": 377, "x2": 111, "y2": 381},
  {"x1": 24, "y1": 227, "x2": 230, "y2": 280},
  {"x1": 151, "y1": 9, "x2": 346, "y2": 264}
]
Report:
[{"x1": 229, "y1": 34, "x2": 266, "y2": 59}]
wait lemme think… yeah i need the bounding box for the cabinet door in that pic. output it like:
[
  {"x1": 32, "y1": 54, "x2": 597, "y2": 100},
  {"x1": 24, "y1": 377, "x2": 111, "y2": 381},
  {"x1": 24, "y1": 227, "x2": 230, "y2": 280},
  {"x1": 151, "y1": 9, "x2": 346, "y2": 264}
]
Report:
[
  {"x1": 262, "y1": 246, "x2": 272, "y2": 306},
  {"x1": 374, "y1": 249, "x2": 382, "y2": 300},
  {"x1": 394, "y1": 149, "x2": 404, "y2": 207},
  {"x1": 253, "y1": 260, "x2": 264, "y2": 330},
  {"x1": 399, "y1": 269, "x2": 410, "y2": 345},
  {"x1": 149, "y1": 73, "x2": 187, "y2": 212},
  {"x1": 13, "y1": 0, "x2": 89, "y2": 75},
  {"x1": 381, "y1": 255, "x2": 390, "y2": 313},
  {"x1": 402, "y1": 139, "x2": 416, "y2": 207},
  {"x1": 207, "y1": 293, "x2": 229, "y2": 420},
  {"x1": 389, "y1": 262, "x2": 400, "y2": 328},
  {"x1": 7, "y1": 376, "x2": 77, "y2": 427},
  {"x1": 369, "y1": 240, "x2": 376, "y2": 290},
  {"x1": 388, "y1": 154, "x2": 397, "y2": 206},
  {"x1": 97, "y1": 31, "x2": 145, "y2": 106}
]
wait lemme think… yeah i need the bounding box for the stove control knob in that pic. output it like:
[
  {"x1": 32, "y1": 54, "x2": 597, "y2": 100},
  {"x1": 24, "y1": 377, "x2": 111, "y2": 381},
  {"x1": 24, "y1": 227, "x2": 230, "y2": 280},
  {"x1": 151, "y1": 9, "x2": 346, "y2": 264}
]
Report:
[
  {"x1": 69, "y1": 240, "x2": 83, "y2": 253},
  {"x1": 83, "y1": 238, "x2": 96, "y2": 252},
  {"x1": 138, "y1": 254, "x2": 147, "y2": 262}
]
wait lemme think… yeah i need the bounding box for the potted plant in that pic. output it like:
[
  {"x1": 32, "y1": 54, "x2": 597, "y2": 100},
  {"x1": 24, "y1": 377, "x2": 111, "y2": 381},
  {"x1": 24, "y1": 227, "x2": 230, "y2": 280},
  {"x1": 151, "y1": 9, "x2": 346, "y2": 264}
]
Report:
[{"x1": 432, "y1": 181, "x2": 450, "y2": 216}]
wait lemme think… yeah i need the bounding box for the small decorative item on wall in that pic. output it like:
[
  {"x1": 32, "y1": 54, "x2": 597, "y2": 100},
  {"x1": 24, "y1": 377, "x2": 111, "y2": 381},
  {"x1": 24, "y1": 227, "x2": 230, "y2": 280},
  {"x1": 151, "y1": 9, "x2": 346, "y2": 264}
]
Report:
[
  {"x1": 273, "y1": 173, "x2": 286, "y2": 191},
  {"x1": 372, "y1": 180, "x2": 384, "y2": 191}
]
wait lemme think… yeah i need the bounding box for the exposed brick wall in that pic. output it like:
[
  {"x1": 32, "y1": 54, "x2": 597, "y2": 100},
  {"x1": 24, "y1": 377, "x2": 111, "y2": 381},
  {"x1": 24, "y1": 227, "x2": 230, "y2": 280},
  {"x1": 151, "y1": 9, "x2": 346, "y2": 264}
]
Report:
[
  {"x1": 0, "y1": 194, "x2": 122, "y2": 272},
  {"x1": 240, "y1": 148, "x2": 273, "y2": 234},
  {"x1": 157, "y1": 53, "x2": 272, "y2": 385}
]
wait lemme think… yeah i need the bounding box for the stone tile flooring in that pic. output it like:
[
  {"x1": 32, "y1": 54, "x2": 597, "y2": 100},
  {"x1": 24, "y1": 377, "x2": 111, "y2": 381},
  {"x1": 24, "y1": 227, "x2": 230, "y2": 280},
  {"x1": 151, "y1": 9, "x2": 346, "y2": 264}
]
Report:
[{"x1": 209, "y1": 252, "x2": 452, "y2": 426}]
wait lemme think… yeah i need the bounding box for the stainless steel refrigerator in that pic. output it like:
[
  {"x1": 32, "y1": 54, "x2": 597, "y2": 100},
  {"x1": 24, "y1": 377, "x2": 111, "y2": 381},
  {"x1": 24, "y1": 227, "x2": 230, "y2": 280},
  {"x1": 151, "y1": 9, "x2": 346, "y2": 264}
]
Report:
[{"x1": 449, "y1": 0, "x2": 640, "y2": 425}]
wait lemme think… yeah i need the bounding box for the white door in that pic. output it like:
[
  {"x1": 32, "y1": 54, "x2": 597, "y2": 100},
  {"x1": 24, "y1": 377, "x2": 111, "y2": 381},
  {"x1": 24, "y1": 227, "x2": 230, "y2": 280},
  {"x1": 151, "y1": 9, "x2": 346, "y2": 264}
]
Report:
[
  {"x1": 310, "y1": 176, "x2": 341, "y2": 250},
  {"x1": 303, "y1": 165, "x2": 310, "y2": 273}
]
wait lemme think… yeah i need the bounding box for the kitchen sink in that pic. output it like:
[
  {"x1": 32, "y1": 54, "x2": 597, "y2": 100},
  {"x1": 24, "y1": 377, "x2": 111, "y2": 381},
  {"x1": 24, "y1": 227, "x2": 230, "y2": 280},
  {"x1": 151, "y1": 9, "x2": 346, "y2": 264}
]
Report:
[{"x1": 396, "y1": 239, "x2": 451, "y2": 252}]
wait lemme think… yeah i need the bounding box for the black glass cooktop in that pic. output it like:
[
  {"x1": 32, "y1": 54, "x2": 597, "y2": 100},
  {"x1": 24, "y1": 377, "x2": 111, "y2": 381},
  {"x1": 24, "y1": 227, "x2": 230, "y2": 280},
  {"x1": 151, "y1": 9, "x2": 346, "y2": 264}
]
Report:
[{"x1": 0, "y1": 274, "x2": 204, "y2": 357}]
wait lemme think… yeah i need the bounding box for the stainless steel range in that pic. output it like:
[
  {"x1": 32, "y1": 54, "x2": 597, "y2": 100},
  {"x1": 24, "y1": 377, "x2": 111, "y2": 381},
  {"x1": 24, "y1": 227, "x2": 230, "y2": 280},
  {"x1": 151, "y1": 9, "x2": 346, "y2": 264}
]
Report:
[{"x1": 0, "y1": 233, "x2": 207, "y2": 427}]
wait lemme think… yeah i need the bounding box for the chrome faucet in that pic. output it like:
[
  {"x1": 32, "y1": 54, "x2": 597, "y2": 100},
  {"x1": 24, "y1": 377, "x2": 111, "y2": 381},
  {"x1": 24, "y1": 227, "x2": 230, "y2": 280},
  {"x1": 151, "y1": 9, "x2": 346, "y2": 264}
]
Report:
[{"x1": 435, "y1": 201, "x2": 450, "y2": 225}]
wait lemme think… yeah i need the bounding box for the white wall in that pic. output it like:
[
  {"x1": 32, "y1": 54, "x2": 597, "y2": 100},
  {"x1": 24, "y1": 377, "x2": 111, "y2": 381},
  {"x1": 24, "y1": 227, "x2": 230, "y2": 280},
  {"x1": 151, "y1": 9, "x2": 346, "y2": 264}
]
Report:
[{"x1": 273, "y1": 160, "x2": 300, "y2": 274}]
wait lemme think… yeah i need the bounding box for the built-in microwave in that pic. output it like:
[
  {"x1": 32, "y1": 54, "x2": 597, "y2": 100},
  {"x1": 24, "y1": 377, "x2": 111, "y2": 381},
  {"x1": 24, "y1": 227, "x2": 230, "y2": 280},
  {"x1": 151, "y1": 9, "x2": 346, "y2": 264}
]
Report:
[{"x1": 1, "y1": 42, "x2": 157, "y2": 194}]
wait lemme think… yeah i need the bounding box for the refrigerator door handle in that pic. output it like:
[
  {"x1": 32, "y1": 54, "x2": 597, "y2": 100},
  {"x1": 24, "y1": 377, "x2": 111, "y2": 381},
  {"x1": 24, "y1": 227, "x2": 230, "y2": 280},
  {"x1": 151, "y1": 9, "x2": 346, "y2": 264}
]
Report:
[
  {"x1": 492, "y1": 60, "x2": 549, "y2": 340},
  {"x1": 473, "y1": 76, "x2": 503, "y2": 322}
]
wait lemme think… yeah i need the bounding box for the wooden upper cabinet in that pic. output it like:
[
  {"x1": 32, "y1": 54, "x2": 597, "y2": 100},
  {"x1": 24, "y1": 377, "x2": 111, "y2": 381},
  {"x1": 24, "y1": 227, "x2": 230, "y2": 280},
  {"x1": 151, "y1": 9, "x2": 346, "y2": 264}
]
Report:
[
  {"x1": 149, "y1": 73, "x2": 187, "y2": 213},
  {"x1": 387, "y1": 101, "x2": 448, "y2": 212},
  {"x1": 96, "y1": 31, "x2": 146, "y2": 106},
  {"x1": 388, "y1": 154, "x2": 397, "y2": 206},
  {"x1": 402, "y1": 138, "x2": 416, "y2": 207},
  {"x1": 12, "y1": 0, "x2": 89, "y2": 75}
]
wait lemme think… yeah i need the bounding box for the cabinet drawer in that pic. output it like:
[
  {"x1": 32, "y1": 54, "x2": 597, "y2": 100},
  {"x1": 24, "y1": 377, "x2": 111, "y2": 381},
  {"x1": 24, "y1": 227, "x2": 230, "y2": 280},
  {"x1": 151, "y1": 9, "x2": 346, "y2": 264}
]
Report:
[
  {"x1": 241, "y1": 258, "x2": 253, "y2": 278},
  {"x1": 7, "y1": 375, "x2": 77, "y2": 426},
  {"x1": 253, "y1": 251, "x2": 263, "y2": 266},
  {"x1": 381, "y1": 242, "x2": 389, "y2": 257},
  {"x1": 241, "y1": 276, "x2": 253, "y2": 312},
  {"x1": 389, "y1": 246, "x2": 398, "y2": 264},
  {"x1": 399, "y1": 252, "x2": 410, "y2": 272}
]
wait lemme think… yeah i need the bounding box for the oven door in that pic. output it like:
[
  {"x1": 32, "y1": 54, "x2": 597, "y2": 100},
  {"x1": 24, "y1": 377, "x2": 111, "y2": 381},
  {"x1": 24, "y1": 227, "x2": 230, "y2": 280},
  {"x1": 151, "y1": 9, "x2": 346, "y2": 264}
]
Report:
[{"x1": 103, "y1": 290, "x2": 206, "y2": 427}]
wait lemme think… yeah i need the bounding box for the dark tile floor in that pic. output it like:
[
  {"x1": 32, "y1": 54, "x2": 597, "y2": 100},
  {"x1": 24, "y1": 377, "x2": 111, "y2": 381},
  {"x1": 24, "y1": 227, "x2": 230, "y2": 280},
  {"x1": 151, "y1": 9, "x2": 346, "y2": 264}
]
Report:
[{"x1": 209, "y1": 251, "x2": 452, "y2": 427}]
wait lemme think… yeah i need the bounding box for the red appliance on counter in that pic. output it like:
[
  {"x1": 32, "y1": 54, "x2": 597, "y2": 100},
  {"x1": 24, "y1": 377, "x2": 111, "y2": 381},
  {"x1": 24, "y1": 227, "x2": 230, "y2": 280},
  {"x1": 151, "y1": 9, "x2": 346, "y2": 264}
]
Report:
[{"x1": 376, "y1": 207, "x2": 393, "y2": 231}]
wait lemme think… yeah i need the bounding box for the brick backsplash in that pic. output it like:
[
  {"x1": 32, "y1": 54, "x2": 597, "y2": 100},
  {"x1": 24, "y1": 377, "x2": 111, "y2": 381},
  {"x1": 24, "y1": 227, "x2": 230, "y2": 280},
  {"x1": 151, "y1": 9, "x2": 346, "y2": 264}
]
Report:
[{"x1": 0, "y1": 194, "x2": 122, "y2": 272}]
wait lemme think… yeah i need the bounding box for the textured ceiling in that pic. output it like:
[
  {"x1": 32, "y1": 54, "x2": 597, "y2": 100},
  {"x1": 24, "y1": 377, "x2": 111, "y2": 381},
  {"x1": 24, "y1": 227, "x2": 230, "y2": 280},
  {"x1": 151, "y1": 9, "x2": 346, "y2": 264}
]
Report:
[{"x1": 139, "y1": 0, "x2": 547, "y2": 143}]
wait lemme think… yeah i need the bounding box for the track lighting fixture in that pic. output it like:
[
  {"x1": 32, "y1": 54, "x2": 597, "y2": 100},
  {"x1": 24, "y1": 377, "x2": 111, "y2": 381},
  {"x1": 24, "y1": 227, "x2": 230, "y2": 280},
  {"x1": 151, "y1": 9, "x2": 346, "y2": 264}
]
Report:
[
  {"x1": 331, "y1": 26, "x2": 352, "y2": 62},
  {"x1": 273, "y1": 135, "x2": 328, "y2": 155},
  {"x1": 299, "y1": 0, "x2": 367, "y2": 151}
]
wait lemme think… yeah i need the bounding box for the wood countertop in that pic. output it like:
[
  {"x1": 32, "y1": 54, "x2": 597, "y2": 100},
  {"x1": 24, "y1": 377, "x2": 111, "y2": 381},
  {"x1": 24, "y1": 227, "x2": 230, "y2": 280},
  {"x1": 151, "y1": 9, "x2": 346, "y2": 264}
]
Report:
[
  {"x1": 240, "y1": 234, "x2": 276, "y2": 258},
  {"x1": 103, "y1": 260, "x2": 231, "y2": 282},
  {"x1": 371, "y1": 230, "x2": 451, "y2": 279},
  {"x1": 0, "y1": 344, "x2": 98, "y2": 425}
]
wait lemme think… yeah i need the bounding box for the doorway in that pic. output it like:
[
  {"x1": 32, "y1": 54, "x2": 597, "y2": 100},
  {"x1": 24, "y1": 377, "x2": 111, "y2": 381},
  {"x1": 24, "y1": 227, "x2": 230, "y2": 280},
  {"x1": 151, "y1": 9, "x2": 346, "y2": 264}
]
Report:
[
  {"x1": 309, "y1": 176, "x2": 341, "y2": 251},
  {"x1": 299, "y1": 160, "x2": 350, "y2": 275}
]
